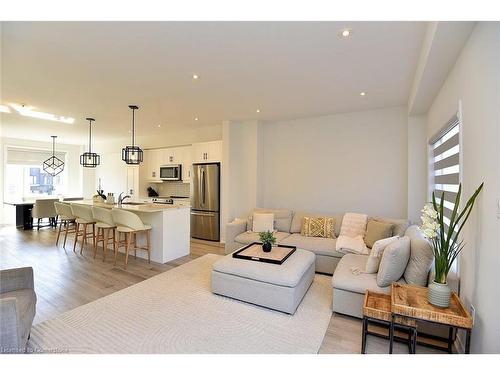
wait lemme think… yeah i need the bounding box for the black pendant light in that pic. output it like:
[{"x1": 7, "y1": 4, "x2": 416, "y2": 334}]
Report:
[
  {"x1": 43, "y1": 136, "x2": 65, "y2": 176},
  {"x1": 122, "y1": 105, "x2": 143, "y2": 165},
  {"x1": 80, "y1": 117, "x2": 100, "y2": 168}
]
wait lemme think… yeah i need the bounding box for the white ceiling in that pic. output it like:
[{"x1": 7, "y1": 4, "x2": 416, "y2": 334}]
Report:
[{"x1": 1, "y1": 21, "x2": 427, "y2": 145}]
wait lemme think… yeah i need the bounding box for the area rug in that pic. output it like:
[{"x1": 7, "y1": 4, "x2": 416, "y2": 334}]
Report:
[{"x1": 28, "y1": 254, "x2": 332, "y2": 353}]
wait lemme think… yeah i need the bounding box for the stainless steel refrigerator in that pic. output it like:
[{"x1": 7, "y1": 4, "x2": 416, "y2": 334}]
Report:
[{"x1": 190, "y1": 163, "x2": 220, "y2": 241}]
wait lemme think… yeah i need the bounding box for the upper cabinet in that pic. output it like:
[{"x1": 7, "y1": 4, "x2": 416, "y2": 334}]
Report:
[
  {"x1": 144, "y1": 149, "x2": 162, "y2": 183},
  {"x1": 191, "y1": 141, "x2": 222, "y2": 163}
]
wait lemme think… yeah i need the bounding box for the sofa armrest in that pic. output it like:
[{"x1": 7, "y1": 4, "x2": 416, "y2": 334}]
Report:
[
  {"x1": 224, "y1": 219, "x2": 247, "y2": 254},
  {"x1": 0, "y1": 297, "x2": 22, "y2": 351},
  {"x1": 0, "y1": 267, "x2": 34, "y2": 294}
]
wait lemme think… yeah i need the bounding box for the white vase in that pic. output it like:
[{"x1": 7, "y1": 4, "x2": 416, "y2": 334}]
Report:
[{"x1": 428, "y1": 281, "x2": 451, "y2": 308}]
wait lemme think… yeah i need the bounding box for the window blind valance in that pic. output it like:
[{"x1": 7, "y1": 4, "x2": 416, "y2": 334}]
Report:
[{"x1": 6, "y1": 147, "x2": 66, "y2": 165}]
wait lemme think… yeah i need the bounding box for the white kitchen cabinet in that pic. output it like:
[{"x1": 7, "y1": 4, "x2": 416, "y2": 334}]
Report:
[
  {"x1": 126, "y1": 166, "x2": 140, "y2": 199},
  {"x1": 144, "y1": 149, "x2": 162, "y2": 182},
  {"x1": 191, "y1": 141, "x2": 222, "y2": 163}
]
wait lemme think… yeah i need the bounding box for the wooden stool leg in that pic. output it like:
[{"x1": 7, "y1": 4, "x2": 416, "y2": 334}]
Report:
[
  {"x1": 73, "y1": 223, "x2": 80, "y2": 253},
  {"x1": 146, "y1": 229, "x2": 151, "y2": 263},
  {"x1": 80, "y1": 224, "x2": 87, "y2": 254},
  {"x1": 103, "y1": 228, "x2": 109, "y2": 262},
  {"x1": 113, "y1": 231, "x2": 120, "y2": 266},
  {"x1": 93, "y1": 227, "x2": 100, "y2": 259},
  {"x1": 124, "y1": 232, "x2": 132, "y2": 269},
  {"x1": 133, "y1": 233, "x2": 137, "y2": 259},
  {"x1": 63, "y1": 221, "x2": 69, "y2": 248},
  {"x1": 92, "y1": 223, "x2": 96, "y2": 251},
  {"x1": 56, "y1": 220, "x2": 63, "y2": 246}
]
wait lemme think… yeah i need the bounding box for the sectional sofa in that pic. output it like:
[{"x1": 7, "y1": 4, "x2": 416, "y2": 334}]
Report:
[{"x1": 225, "y1": 208, "x2": 457, "y2": 320}]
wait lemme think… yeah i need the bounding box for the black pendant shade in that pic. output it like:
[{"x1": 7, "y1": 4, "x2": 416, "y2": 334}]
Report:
[
  {"x1": 122, "y1": 105, "x2": 143, "y2": 165},
  {"x1": 43, "y1": 136, "x2": 65, "y2": 177},
  {"x1": 80, "y1": 117, "x2": 101, "y2": 168}
]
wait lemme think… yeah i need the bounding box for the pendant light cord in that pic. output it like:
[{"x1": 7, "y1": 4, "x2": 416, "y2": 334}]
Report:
[
  {"x1": 88, "y1": 119, "x2": 92, "y2": 154},
  {"x1": 132, "y1": 107, "x2": 135, "y2": 147},
  {"x1": 52, "y1": 136, "x2": 56, "y2": 155}
]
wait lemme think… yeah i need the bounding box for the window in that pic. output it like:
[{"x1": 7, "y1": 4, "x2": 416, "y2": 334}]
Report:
[
  {"x1": 4, "y1": 146, "x2": 68, "y2": 202},
  {"x1": 429, "y1": 114, "x2": 461, "y2": 233}
]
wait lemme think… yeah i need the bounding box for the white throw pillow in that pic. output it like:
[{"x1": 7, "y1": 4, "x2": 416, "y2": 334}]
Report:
[
  {"x1": 365, "y1": 236, "x2": 399, "y2": 273},
  {"x1": 336, "y1": 235, "x2": 369, "y2": 255},
  {"x1": 377, "y1": 236, "x2": 411, "y2": 287},
  {"x1": 252, "y1": 213, "x2": 274, "y2": 232}
]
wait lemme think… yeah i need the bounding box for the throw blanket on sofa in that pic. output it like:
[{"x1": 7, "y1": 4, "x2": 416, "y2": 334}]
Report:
[{"x1": 336, "y1": 213, "x2": 368, "y2": 254}]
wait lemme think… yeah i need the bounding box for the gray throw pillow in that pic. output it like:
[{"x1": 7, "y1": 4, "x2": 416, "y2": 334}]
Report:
[
  {"x1": 377, "y1": 236, "x2": 411, "y2": 287},
  {"x1": 403, "y1": 225, "x2": 434, "y2": 286}
]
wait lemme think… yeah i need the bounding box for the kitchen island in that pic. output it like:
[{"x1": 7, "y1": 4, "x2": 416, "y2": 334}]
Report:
[{"x1": 72, "y1": 200, "x2": 190, "y2": 264}]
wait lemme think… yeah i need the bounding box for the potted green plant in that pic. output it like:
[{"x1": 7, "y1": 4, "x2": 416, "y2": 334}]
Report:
[
  {"x1": 259, "y1": 230, "x2": 276, "y2": 253},
  {"x1": 420, "y1": 182, "x2": 483, "y2": 307}
]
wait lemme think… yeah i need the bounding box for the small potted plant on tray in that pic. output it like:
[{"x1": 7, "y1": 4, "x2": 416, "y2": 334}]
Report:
[
  {"x1": 259, "y1": 230, "x2": 276, "y2": 253},
  {"x1": 420, "y1": 182, "x2": 483, "y2": 307}
]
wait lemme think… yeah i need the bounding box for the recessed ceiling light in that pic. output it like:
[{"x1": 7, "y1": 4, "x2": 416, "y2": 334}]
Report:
[
  {"x1": 10, "y1": 103, "x2": 74, "y2": 124},
  {"x1": 194, "y1": 117, "x2": 199, "y2": 121},
  {"x1": 360, "y1": 92, "x2": 366, "y2": 96},
  {"x1": 0, "y1": 104, "x2": 11, "y2": 113},
  {"x1": 339, "y1": 28, "x2": 352, "y2": 38},
  {"x1": 157, "y1": 124, "x2": 161, "y2": 128},
  {"x1": 192, "y1": 74, "x2": 199, "y2": 80},
  {"x1": 256, "y1": 109, "x2": 261, "y2": 113}
]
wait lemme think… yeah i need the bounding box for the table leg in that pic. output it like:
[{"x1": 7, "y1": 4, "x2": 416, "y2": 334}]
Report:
[
  {"x1": 465, "y1": 329, "x2": 471, "y2": 354},
  {"x1": 447, "y1": 326, "x2": 454, "y2": 353},
  {"x1": 389, "y1": 315, "x2": 395, "y2": 354},
  {"x1": 361, "y1": 317, "x2": 367, "y2": 354},
  {"x1": 411, "y1": 328, "x2": 417, "y2": 354}
]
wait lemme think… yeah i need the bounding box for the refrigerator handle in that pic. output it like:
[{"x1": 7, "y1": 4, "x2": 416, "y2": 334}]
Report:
[{"x1": 201, "y1": 168, "x2": 206, "y2": 206}]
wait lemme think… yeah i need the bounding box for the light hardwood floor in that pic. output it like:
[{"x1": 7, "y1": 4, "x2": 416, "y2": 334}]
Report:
[{"x1": 0, "y1": 224, "x2": 440, "y2": 354}]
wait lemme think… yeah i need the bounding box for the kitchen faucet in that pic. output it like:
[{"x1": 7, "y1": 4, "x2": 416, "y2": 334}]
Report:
[{"x1": 118, "y1": 192, "x2": 131, "y2": 205}]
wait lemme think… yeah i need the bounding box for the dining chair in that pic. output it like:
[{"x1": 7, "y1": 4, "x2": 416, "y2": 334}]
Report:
[
  {"x1": 70, "y1": 204, "x2": 96, "y2": 254},
  {"x1": 91, "y1": 206, "x2": 117, "y2": 261},
  {"x1": 111, "y1": 208, "x2": 151, "y2": 269},
  {"x1": 31, "y1": 199, "x2": 58, "y2": 230}
]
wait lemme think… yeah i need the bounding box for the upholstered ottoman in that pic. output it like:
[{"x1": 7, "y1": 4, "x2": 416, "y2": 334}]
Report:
[{"x1": 211, "y1": 249, "x2": 315, "y2": 314}]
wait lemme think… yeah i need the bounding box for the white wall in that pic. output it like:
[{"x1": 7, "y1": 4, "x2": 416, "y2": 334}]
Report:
[
  {"x1": 94, "y1": 151, "x2": 129, "y2": 198},
  {"x1": 426, "y1": 23, "x2": 500, "y2": 353},
  {"x1": 259, "y1": 107, "x2": 409, "y2": 218},
  {"x1": 407, "y1": 115, "x2": 428, "y2": 223}
]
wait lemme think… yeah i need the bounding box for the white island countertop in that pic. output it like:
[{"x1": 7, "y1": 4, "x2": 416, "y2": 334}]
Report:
[
  {"x1": 72, "y1": 200, "x2": 190, "y2": 213},
  {"x1": 68, "y1": 200, "x2": 190, "y2": 264}
]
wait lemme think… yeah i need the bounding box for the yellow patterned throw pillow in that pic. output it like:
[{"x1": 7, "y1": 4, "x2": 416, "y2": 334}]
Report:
[{"x1": 301, "y1": 217, "x2": 336, "y2": 238}]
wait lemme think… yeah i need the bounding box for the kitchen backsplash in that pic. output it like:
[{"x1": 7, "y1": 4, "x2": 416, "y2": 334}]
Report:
[{"x1": 152, "y1": 181, "x2": 190, "y2": 197}]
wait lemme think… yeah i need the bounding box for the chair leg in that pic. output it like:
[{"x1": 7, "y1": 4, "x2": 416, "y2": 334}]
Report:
[
  {"x1": 92, "y1": 223, "x2": 96, "y2": 251},
  {"x1": 103, "y1": 228, "x2": 109, "y2": 262},
  {"x1": 63, "y1": 221, "x2": 69, "y2": 248},
  {"x1": 93, "y1": 227, "x2": 100, "y2": 259},
  {"x1": 134, "y1": 233, "x2": 137, "y2": 259},
  {"x1": 73, "y1": 223, "x2": 80, "y2": 253},
  {"x1": 56, "y1": 220, "x2": 63, "y2": 246},
  {"x1": 37, "y1": 218, "x2": 41, "y2": 230},
  {"x1": 124, "y1": 232, "x2": 132, "y2": 269},
  {"x1": 80, "y1": 224, "x2": 87, "y2": 255},
  {"x1": 113, "y1": 231, "x2": 120, "y2": 266},
  {"x1": 146, "y1": 229, "x2": 151, "y2": 263}
]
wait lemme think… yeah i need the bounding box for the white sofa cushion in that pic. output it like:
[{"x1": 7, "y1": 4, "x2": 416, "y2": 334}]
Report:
[
  {"x1": 404, "y1": 225, "x2": 434, "y2": 286},
  {"x1": 252, "y1": 213, "x2": 274, "y2": 232},
  {"x1": 377, "y1": 236, "x2": 411, "y2": 287},
  {"x1": 280, "y1": 233, "x2": 344, "y2": 258},
  {"x1": 234, "y1": 231, "x2": 291, "y2": 246},
  {"x1": 332, "y1": 253, "x2": 404, "y2": 294},
  {"x1": 365, "y1": 235, "x2": 399, "y2": 273},
  {"x1": 247, "y1": 208, "x2": 293, "y2": 233}
]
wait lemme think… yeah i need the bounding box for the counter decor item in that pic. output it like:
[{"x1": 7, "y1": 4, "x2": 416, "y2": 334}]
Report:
[
  {"x1": 106, "y1": 193, "x2": 115, "y2": 205},
  {"x1": 93, "y1": 194, "x2": 104, "y2": 203},
  {"x1": 259, "y1": 230, "x2": 276, "y2": 252},
  {"x1": 147, "y1": 186, "x2": 159, "y2": 197},
  {"x1": 420, "y1": 182, "x2": 483, "y2": 307}
]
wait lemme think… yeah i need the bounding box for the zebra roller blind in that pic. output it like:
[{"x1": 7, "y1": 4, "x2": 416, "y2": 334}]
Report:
[{"x1": 430, "y1": 114, "x2": 460, "y2": 231}]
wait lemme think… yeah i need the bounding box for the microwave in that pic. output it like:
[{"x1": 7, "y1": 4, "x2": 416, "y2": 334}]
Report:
[{"x1": 160, "y1": 164, "x2": 182, "y2": 181}]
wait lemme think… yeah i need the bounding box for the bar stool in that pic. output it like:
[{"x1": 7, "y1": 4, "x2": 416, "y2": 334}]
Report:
[
  {"x1": 70, "y1": 204, "x2": 97, "y2": 254},
  {"x1": 54, "y1": 202, "x2": 77, "y2": 248},
  {"x1": 111, "y1": 208, "x2": 151, "y2": 269},
  {"x1": 91, "y1": 206, "x2": 117, "y2": 262}
]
